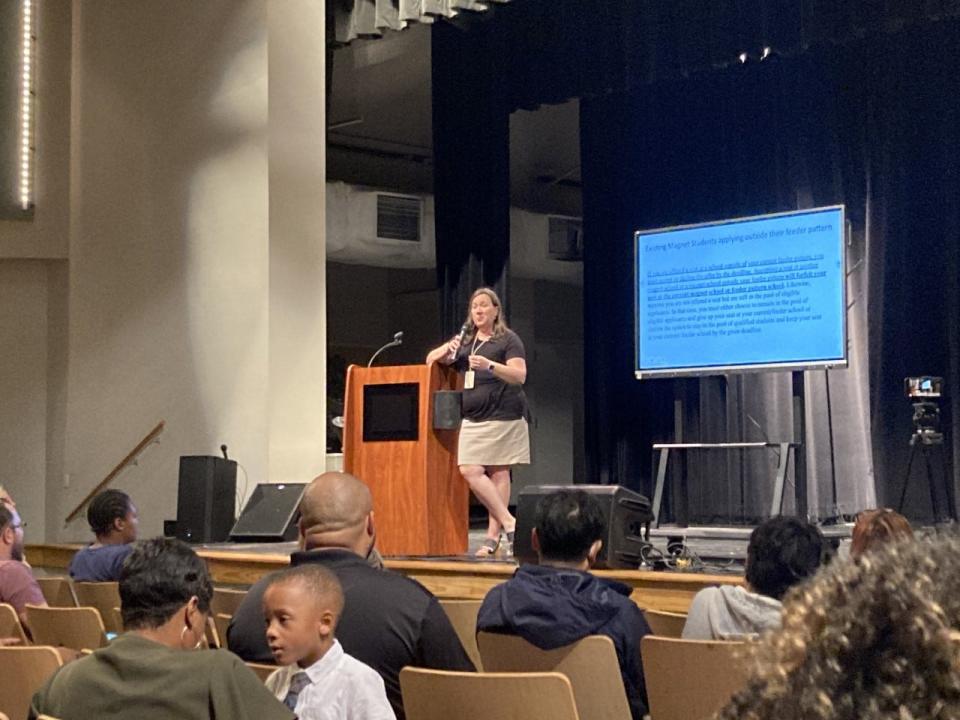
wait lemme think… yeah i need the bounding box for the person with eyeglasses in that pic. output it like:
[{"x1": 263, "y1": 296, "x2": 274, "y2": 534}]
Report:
[
  {"x1": 30, "y1": 537, "x2": 293, "y2": 720},
  {"x1": 0, "y1": 503, "x2": 46, "y2": 632}
]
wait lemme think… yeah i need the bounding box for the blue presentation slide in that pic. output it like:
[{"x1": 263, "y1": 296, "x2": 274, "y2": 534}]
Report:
[{"x1": 635, "y1": 206, "x2": 846, "y2": 377}]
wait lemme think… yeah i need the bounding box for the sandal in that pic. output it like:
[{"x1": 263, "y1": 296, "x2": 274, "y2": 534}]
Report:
[
  {"x1": 504, "y1": 530, "x2": 516, "y2": 558},
  {"x1": 475, "y1": 535, "x2": 501, "y2": 557}
]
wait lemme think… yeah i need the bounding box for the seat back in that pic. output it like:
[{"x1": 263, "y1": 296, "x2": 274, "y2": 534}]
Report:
[
  {"x1": 400, "y1": 667, "x2": 580, "y2": 720},
  {"x1": 73, "y1": 582, "x2": 122, "y2": 634},
  {"x1": 643, "y1": 609, "x2": 688, "y2": 638},
  {"x1": 211, "y1": 588, "x2": 247, "y2": 618},
  {"x1": 0, "y1": 645, "x2": 63, "y2": 720},
  {"x1": 641, "y1": 636, "x2": 750, "y2": 720},
  {"x1": 24, "y1": 605, "x2": 108, "y2": 651},
  {"x1": 214, "y1": 613, "x2": 232, "y2": 651},
  {"x1": 438, "y1": 599, "x2": 483, "y2": 670},
  {"x1": 477, "y1": 632, "x2": 629, "y2": 720},
  {"x1": 34, "y1": 578, "x2": 77, "y2": 608},
  {"x1": 0, "y1": 603, "x2": 29, "y2": 645},
  {"x1": 245, "y1": 661, "x2": 276, "y2": 683}
]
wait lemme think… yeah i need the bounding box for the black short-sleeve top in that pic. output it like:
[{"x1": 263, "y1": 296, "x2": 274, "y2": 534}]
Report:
[{"x1": 454, "y1": 328, "x2": 530, "y2": 422}]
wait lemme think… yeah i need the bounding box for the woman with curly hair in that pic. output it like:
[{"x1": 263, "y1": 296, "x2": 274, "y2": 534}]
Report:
[{"x1": 716, "y1": 533, "x2": 960, "y2": 720}]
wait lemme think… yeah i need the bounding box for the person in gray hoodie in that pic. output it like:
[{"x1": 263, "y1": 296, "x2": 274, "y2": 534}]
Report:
[
  {"x1": 476, "y1": 489, "x2": 651, "y2": 720},
  {"x1": 682, "y1": 516, "x2": 825, "y2": 640}
]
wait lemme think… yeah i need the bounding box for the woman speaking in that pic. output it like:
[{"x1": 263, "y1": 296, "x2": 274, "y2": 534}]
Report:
[{"x1": 426, "y1": 287, "x2": 530, "y2": 557}]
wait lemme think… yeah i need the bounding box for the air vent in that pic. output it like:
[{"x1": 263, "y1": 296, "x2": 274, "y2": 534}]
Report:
[
  {"x1": 377, "y1": 194, "x2": 422, "y2": 242},
  {"x1": 547, "y1": 216, "x2": 583, "y2": 261}
]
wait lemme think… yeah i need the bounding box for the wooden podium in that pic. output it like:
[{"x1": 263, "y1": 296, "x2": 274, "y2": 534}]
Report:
[{"x1": 343, "y1": 362, "x2": 467, "y2": 556}]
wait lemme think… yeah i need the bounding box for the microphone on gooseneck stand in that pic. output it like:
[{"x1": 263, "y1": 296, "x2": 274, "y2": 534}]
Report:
[
  {"x1": 367, "y1": 331, "x2": 404, "y2": 367},
  {"x1": 450, "y1": 322, "x2": 471, "y2": 361},
  {"x1": 221, "y1": 444, "x2": 229, "y2": 461}
]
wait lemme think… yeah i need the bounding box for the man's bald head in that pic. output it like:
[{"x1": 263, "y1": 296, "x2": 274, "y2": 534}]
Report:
[{"x1": 298, "y1": 472, "x2": 375, "y2": 555}]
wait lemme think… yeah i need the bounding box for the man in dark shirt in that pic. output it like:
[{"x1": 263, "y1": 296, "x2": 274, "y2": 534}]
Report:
[
  {"x1": 228, "y1": 472, "x2": 474, "y2": 720},
  {"x1": 477, "y1": 489, "x2": 651, "y2": 720},
  {"x1": 68, "y1": 489, "x2": 139, "y2": 582}
]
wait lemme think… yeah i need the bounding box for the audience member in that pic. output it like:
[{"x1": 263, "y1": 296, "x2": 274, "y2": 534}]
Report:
[
  {"x1": 717, "y1": 533, "x2": 960, "y2": 720},
  {"x1": 228, "y1": 472, "x2": 474, "y2": 719},
  {"x1": 476, "y1": 489, "x2": 651, "y2": 720},
  {"x1": 0, "y1": 483, "x2": 15, "y2": 508},
  {"x1": 263, "y1": 564, "x2": 395, "y2": 720},
  {"x1": 849, "y1": 507, "x2": 912, "y2": 558},
  {"x1": 0, "y1": 504, "x2": 46, "y2": 629},
  {"x1": 68, "y1": 489, "x2": 139, "y2": 581},
  {"x1": 30, "y1": 537, "x2": 292, "y2": 720},
  {"x1": 683, "y1": 516, "x2": 824, "y2": 640}
]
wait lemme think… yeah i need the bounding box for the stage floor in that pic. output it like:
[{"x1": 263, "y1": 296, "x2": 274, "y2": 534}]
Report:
[{"x1": 27, "y1": 529, "x2": 749, "y2": 614}]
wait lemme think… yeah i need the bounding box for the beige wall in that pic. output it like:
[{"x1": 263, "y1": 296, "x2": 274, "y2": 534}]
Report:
[
  {"x1": 0, "y1": 261, "x2": 49, "y2": 538},
  {"x1": 0, "y1": 0, "x2": 326, "y2": 542}
]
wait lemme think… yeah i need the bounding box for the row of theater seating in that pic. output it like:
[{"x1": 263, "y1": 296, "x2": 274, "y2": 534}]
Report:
[{"x1": 3, "y1": 578, "x2": 750, "y2": 720}]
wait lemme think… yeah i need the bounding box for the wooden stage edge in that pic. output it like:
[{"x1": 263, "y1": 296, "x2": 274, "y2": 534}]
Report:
[{"x1": 27, "y1": 543, "x2": 744, "y2": 614}]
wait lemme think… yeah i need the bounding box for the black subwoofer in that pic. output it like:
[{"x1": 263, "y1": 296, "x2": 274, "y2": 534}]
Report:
[{"x1": 176, "y1": 456, "x2": 237, "y2": 544}]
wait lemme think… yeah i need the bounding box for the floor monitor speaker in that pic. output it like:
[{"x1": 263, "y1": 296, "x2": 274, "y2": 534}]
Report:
[
  {"x1": 514, "y1": 484, "x2": 653, "y2": 569},
  {"x1": 230, "y1": 483, "x2": 307, "y2": 542}
]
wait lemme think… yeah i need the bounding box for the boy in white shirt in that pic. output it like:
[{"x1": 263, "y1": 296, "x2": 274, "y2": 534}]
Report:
[{"x1": 263, "y1": 564, "x2": 395, "y2": 720}]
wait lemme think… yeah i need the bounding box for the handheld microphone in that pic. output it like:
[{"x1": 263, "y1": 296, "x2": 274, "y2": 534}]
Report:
[
  {"x1": 450, "y1": 322, "x2": 471, "y2": 360},
  {"x1": 220, "y1": 444, "x2": 229, "y2": 461}
]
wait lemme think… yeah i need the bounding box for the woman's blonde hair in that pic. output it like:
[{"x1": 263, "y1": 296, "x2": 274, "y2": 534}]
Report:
[
  {"x1": 717, "y1": 533, "x2": 960, "y2": 720},
  {"x1": 465, "y1": 287, "x2": 510, "y2": 339}
]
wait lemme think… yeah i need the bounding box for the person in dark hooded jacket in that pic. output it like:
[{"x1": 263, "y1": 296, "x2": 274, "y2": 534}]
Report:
[{"x1": 476, "y1": 489, "x2": 650, "y2": 720}]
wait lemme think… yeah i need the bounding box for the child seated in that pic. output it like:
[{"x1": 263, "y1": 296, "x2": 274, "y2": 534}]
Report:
[
  {"x1": 68, "y1": 489, "x2": 139, "y2": 581},
  {"x1": 263, "y1": 564, "x2": 395, "y2": 720}
]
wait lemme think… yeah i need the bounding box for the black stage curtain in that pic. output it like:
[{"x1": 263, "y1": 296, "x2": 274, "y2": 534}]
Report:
[
  {"x1": 431, "y1": 1, "x2": 960, "y2": 521},
  {"x1": 432, "y1": 19, "x2": 511, "y2": 335},
  {"x1": 581, "y1": 23, "x2": 960, "y2": 523}
]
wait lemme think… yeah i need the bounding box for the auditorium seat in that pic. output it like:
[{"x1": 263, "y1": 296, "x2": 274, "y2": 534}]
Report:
[
  {"x1": 438, "y1": 599, "x2": 483, "y2": 670},
  {"x1": 213, "y1": 613, "x2": 232, "y2": 650},
  {"x1": 643, "y1": 609, "x2": 688, "y2": 638},
  {"x1": 477, "y1": 632, "x2": 628, "y2": 720},
  {"x1": 73, "y1": 582, "x2": 122, "y2": 634},
  {"x1": 400, "y1": 667, "x2": 580, "y2": 720},
  {"x1": 245, "y1": 661, "x2": 276, "y2": 682},
  {"x1": 24, "y1": 605, "x2": 108, "y2": 651},
  {"x1": 0, "y1": 603, "x2": 29, "y2": 645},
  {"x1": 641, "y1": 636, "x2": 749, "y2": 720},
  {"x1": 0, "y1": 645, "x2": 63, "y2": 720},
  {"x1": 35, "y1": 577, "x2": 78, "y2": 608},
  {"x1": 211, "y1": 587, "x2": 247, "y2": 617}
]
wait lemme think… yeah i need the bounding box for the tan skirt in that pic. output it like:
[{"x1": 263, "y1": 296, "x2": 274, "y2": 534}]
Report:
[{"x1": 458, "y1": 418, "x2": 531, "y2": 467}]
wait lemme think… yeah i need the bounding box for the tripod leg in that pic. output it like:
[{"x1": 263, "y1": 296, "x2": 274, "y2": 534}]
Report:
[
  {"x1": 924, "y1": 449, "x2": 942, "y2": 523},
  {"x1": 898, "y1": 442, "x2": 918, "y2": 513},
  {"x1": 944, "y1": 453, "x2": 958, "y2": 522}
]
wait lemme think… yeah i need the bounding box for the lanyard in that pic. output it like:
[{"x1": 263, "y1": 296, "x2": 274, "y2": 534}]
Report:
[{"x1": 471, "y1": 336, "x2": 489, "y2": 355}]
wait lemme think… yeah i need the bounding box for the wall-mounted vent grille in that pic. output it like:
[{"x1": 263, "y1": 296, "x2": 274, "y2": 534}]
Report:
[
  {"x1": 547, "y1": 216, "x2": 583, "y2": 261},
  {"x1": 377, "y1": 194, "x2": 422, "y2": 242}
]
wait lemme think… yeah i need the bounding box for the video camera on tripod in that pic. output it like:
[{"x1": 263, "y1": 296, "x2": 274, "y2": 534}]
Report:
[
  {"x1": 904, "y1": 376, "x2": 943, "y2": 445},
  {"x1": 898, "y1": 376, "x2": 955, "y2": 522}
]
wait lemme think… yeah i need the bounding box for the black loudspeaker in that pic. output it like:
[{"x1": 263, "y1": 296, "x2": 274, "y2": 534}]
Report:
[
  {"x1": 514, "y1": 485, "x2": 653, "y2": 569},
  {"x1": 176, "y1": 456, "x2": 237, "y2": 544},
  {"x1": 433, "y1": 390, "x2": 462, "y2": 430},
  {"x1": 230, "y1": 483, "x2": 307, "y2": 542}
]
